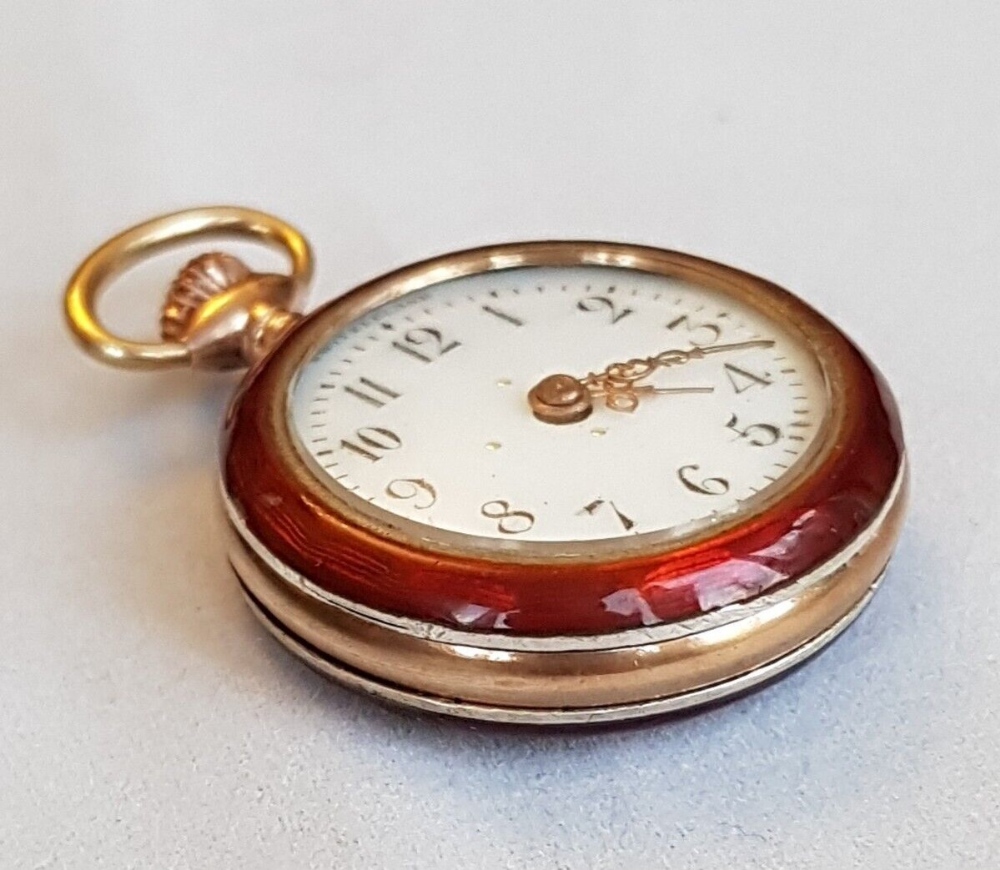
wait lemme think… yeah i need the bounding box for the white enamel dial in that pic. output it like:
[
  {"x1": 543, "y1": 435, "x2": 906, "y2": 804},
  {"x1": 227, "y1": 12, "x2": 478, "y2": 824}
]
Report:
[{"x1": 289, "y1": 266, "x2": 827, "y2": 543}]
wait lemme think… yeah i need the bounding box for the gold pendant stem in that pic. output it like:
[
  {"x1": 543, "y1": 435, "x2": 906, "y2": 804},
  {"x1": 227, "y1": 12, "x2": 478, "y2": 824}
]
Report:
[{"x1": 64, "y1": 206, "x2": 313, "y2": 371}]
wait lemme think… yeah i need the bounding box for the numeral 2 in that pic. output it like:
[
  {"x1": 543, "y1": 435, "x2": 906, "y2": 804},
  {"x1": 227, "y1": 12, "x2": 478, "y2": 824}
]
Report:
[{"x1": 578, "y1": 295, "x2": 633, "y2": 324}]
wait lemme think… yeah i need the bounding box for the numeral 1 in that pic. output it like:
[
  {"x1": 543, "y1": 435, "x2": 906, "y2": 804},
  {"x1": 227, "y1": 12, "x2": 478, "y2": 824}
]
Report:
[
  {"x1": 481, "y1": 304, "x2": 525, "y2": 327},
  {"x1": 385, "y1": 477, "x2": 437, "y2": 509}
]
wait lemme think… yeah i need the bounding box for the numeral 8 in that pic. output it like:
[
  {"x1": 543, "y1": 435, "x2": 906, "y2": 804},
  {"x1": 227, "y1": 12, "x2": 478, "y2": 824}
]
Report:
[{"x1": 480, "y1": 500, "x2": 535, "y2": 535}]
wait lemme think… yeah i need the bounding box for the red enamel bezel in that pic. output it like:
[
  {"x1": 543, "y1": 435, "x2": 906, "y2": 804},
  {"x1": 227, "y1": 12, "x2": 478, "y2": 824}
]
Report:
[{"x1": 222, "y1": 242, "x2": 903, "y2": 636}]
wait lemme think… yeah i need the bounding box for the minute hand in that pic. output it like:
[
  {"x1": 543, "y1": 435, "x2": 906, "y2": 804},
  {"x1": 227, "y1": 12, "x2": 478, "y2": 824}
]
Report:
[
  {"x1": 527, "y1": 339, "x2": 777, "y2": 424},
  {"x1": 586, "y1": 339, "x2": 775, "y2": 386},
  {"x1": 581, "y1": 339, "x2": 775, "y2": 412}
]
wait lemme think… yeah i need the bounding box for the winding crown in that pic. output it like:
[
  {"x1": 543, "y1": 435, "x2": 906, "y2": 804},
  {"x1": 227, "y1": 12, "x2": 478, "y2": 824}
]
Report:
[{"x1": 160, "y1": 252, "x2": 250, "y2": 341}]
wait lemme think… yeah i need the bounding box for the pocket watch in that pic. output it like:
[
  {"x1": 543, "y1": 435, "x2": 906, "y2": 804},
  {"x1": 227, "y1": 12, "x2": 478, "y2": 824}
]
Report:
[{"x1": 65, "y1": 207, "x2": 907, "y2": 725}]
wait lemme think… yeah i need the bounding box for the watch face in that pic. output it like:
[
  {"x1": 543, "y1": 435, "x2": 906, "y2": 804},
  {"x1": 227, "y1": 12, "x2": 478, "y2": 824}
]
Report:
[
  {"x1": 225, "y1": 240, "x2": 903, "y2": 642},
  {"x1": 288, "y1": 265, "x2": 828, "y2": 548}
]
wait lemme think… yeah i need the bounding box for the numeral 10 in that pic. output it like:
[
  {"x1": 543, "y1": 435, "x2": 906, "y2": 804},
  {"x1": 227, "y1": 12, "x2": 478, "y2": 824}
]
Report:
[{"x1": 340, "y1": 427, "x2": 401, "y2": 462}]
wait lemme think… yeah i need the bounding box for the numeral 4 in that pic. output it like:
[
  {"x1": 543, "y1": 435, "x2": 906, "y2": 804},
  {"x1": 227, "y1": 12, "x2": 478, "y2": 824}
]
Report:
[{"x1": 723, "y1": 362, "x2": 772, "y2": 394}]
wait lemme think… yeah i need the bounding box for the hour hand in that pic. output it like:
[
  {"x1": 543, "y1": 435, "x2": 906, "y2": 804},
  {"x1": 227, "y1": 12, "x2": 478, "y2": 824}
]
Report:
[{"x1": 528, "y1": 375, "x2": 714, "y2": 423}]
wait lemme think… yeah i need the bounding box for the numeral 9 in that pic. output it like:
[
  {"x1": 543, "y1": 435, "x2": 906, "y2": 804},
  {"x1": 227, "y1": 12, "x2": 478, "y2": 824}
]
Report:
[{"x1": 385, "y1": 478, "x2": 437, "y2": 509}]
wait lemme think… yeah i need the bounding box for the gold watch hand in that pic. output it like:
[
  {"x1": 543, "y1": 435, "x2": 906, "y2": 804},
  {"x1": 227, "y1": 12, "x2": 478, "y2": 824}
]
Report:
[
  {"x1": 590, "y1": 339, "x2": 775, "y2": 384},
  {"x1": 595, "y1": 384, "x2": 714, "y2": 414},
  {"x1": 528, "y1": 339, "x2": 774, "y2": 424}
]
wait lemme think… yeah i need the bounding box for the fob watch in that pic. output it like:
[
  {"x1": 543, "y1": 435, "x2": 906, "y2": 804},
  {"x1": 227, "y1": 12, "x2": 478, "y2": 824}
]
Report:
[{"x1": 65, "y1": 207, "x2": 906, "y2": 725}]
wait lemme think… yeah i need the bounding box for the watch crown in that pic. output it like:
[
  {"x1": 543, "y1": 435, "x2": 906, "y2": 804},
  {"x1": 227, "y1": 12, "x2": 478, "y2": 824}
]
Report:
[{"x1": 160, "y1": 252, "x2": 251, "y2": 341}]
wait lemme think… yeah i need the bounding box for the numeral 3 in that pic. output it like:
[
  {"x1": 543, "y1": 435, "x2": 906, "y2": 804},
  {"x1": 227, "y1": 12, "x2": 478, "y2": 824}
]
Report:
[{"x1": 667, "y1": 314, "x2": 721, "y2": 347}]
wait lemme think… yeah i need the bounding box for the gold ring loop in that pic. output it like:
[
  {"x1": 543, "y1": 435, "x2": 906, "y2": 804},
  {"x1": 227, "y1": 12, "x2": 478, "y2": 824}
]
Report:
[{"x1": 64, "y1": 206, "x2": 313, "y2": 370}]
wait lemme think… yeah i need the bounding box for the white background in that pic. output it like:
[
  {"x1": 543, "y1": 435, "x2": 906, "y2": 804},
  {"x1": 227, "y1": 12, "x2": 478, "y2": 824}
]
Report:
[{"x1": 1, "y1": 3, "x2": 997, "y2": 867}]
